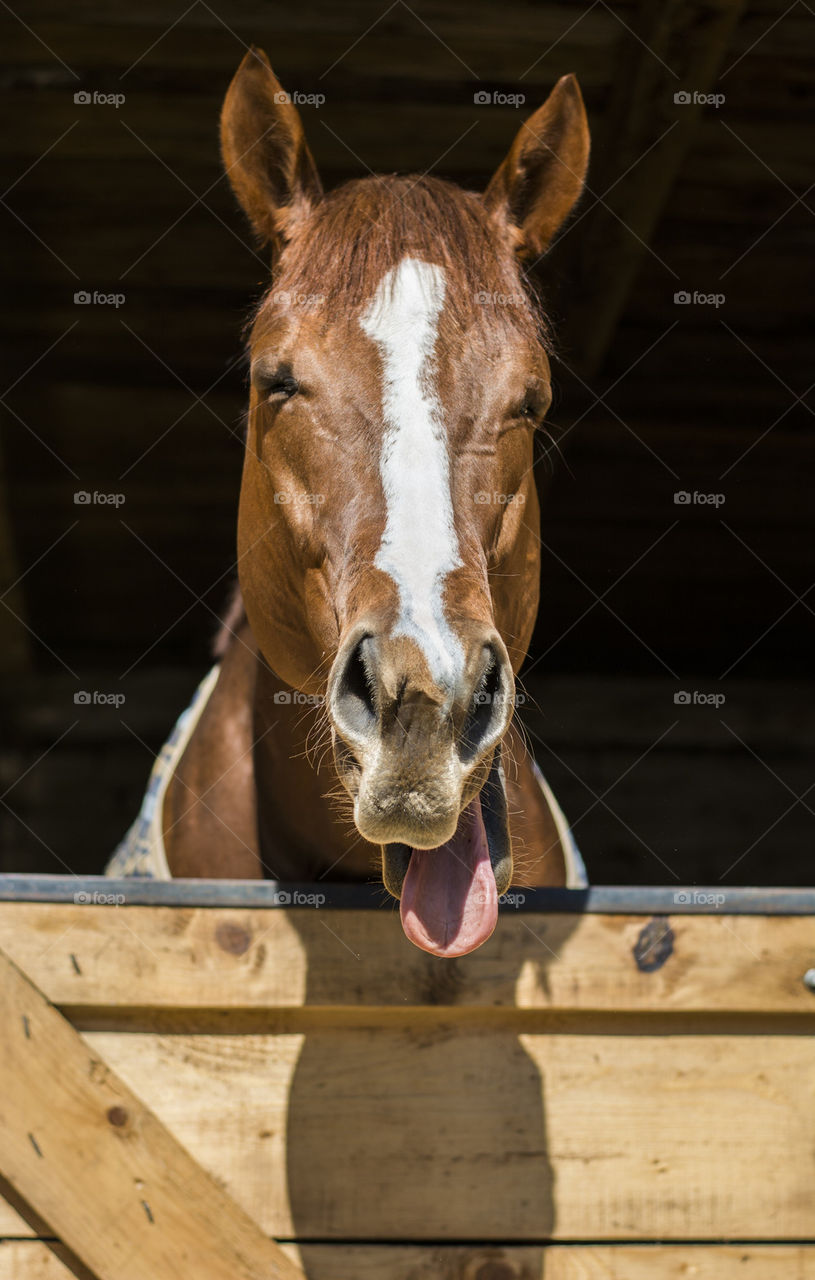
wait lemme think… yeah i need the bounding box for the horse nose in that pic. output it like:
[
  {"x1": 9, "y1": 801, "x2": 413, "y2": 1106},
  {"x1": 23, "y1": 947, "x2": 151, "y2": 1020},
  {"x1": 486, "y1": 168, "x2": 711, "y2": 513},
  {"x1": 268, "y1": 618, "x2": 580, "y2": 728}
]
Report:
[
  {"x1": 328, "y1": 627, "x2": 515, "y2": 764},
  {"x1": 328, "y1": 633, "x2": 381, "y2": 747},
  {"x1": 457, "y1": 640, "x2": 515, "y2": 764}
]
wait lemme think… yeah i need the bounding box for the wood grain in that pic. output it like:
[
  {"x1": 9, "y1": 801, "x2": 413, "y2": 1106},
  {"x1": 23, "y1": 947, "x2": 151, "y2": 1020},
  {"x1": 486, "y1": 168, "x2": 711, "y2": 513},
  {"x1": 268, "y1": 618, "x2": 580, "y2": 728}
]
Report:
[
  {"x1": 1, "y1": 903, "x2": 814, "y2": 1013},
  {"x1": 3, "y1": 1240, "x2": 815, "y2": 1280},
  {"x1": 0, "y1": 946, "x2": 306, "y2": 1280},
  {"x1": 3, "y1": 1024, "x2": 814, "y2": 1240}
]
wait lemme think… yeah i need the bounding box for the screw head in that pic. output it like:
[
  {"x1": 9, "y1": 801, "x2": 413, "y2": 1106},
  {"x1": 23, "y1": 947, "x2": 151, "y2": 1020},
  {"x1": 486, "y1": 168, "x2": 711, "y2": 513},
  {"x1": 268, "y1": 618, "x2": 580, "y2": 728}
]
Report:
[{"x1": 802, "y1": 968, "x2": 815, "y2": 992}]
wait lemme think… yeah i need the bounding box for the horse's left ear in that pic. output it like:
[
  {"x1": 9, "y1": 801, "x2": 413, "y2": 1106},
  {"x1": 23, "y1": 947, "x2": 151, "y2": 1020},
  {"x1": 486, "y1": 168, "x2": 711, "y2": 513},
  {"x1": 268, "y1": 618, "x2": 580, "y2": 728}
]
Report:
[
  {"x1": 220, "y1": 47, "x2": 322, "y2": 251},
  {"x1": 484, "y1": 74, "x2": 590, "y2": 259}
]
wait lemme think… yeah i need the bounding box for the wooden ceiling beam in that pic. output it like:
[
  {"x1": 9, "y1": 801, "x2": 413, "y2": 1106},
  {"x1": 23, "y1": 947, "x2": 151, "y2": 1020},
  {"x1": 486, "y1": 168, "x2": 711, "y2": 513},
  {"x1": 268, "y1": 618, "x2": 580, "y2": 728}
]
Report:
[
  {"x1": 0, "y1": 436, "x2": 29, "y2": 672},
  {"x1": 556, "y1": 0, "x2": 747, "y2": 378}
]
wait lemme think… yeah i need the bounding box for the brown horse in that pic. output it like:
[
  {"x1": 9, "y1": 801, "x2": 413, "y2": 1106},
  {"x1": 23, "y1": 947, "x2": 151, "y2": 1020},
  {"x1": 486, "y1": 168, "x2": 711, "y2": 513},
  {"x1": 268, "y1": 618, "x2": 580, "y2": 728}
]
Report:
[{"x1": 114, "y1": 50, "x2": 590, "y2": 957}]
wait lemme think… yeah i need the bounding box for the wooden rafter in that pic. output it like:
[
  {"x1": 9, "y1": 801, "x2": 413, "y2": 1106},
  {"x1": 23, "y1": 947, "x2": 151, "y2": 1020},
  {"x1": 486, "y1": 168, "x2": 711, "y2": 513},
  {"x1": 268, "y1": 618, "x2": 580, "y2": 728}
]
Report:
[
  {"x1": 558, "y1": 0, "x2": 748, "y2": 376},
  {"x1": 0, "y1": 436, "x2": 28, "y2": 671}
]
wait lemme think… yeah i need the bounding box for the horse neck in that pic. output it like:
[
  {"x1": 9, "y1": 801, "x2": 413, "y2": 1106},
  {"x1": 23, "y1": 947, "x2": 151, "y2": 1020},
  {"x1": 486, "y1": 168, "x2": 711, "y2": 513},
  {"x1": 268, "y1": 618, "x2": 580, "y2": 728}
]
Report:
[{"x1": 252, "y1": 655, "x2": 380, "y2": 882}]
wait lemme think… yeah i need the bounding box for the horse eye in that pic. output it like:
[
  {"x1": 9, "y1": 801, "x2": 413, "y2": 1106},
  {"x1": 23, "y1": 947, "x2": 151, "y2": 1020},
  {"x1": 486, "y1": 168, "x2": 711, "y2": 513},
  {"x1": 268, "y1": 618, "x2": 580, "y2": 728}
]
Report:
[
  {"x1": 266, "y1": 374, "x2": 300, "y2": 401},
  {"x1": 515, "y1": 384, "x2": 551, "y2": 423},
  {"x1": 517, "y1": 394, "x2": 540, "y2": 422}
]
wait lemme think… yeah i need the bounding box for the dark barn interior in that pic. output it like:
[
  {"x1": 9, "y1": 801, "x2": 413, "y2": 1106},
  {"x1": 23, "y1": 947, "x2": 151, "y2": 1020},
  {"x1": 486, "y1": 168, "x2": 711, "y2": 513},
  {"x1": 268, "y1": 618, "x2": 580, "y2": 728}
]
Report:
[{"x1": 1, "y1": 0, "x2": 813, "y2": 885}]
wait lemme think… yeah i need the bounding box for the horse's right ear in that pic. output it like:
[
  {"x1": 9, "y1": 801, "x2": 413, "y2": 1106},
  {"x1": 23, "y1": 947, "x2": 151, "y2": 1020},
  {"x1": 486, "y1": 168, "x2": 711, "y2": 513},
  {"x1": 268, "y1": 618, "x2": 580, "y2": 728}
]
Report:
[{"x1": 220, "y1": 48, "x2": 322, "y2": 251}]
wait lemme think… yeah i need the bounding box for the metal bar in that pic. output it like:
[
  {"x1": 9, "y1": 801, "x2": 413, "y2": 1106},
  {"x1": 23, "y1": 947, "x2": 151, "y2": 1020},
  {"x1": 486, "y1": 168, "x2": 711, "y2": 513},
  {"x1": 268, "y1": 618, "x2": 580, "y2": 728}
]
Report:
[{"x1": 0, "y1": 875, "x2": 813, "y2": 915}]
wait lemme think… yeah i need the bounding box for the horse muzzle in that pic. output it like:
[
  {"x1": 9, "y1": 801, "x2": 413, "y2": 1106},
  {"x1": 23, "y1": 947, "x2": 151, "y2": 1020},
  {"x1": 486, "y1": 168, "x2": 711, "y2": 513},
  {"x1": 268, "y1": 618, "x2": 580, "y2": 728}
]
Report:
[{"x1": 327, "y1": 624, "x2": 516, "y2": 956}]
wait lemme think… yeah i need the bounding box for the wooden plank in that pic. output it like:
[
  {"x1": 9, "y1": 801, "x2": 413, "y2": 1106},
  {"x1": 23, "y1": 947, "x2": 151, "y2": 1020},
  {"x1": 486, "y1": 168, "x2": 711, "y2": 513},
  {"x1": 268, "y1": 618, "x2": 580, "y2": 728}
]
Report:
[
  {"x1": 2, "y1": 3, "x2": 623, "y2": 85},
  {"x1": 0, "y1": 1241, "x2": 90, "y2": 1280},
  {"x1": 1, "y1": 903, "x2": 814, "y2": 1013},
  {"x1": 5, "y1": 668, "x2": 815, "y2": 887},
  {"x1": 7, "y1": 408, "x2": 812, "y2": 679},
  {"x1": 0, "y1": 947, "x2": 306, "y2": 1280},
  {"x1": 559, "y1": 0, "x2": 748, "y2": 375},
  {"x1": 9, "y1": 665, "x2": 813, "y2": 752},
  {"x1": 3, "y1": 1240, "x2": 815, "y2": 1280},
  {"x1": 0, "y1": 436, "x2": 29, "y2": 671},
  {"x1": 3, "y1": 1027, "x2": 815, "y2": 1241}
]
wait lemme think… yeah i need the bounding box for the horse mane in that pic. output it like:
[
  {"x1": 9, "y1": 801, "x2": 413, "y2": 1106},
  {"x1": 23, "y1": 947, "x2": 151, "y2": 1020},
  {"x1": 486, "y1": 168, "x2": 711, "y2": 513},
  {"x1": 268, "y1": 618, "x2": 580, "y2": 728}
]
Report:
[{"x1": 212, "y1": 582, "x2": 247, "y2": 658}]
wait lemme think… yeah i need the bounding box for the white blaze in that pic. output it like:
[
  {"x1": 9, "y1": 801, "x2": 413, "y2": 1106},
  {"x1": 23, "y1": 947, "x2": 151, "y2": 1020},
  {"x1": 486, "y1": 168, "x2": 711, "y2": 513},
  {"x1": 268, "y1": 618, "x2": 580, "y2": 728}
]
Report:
[{"x1": 360, "y1": 257, "x2": 464, "y2": 689}]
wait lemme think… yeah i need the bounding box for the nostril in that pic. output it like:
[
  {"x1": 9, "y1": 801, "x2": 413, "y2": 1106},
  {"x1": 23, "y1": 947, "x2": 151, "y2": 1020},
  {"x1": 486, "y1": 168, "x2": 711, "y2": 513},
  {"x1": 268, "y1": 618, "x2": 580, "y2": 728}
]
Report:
[
  {"x1": 460, "y1": 648, "x2": 505, "y2": 763},
  {"x1": 333, "y1": 635, "x2": 378, "y2": 741}
]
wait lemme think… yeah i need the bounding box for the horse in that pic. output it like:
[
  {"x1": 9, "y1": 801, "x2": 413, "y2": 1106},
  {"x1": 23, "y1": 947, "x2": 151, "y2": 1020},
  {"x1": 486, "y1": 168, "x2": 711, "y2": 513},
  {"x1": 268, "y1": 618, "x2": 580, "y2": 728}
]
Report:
[{"x1": 108, "y1": 48, "x2": 591, "y2": 958}]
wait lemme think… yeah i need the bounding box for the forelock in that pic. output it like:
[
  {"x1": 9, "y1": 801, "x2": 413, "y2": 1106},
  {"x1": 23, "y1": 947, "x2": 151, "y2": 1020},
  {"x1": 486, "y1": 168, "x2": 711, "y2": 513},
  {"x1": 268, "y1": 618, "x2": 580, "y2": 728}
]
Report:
[{"x1": 255, "y1": 174, "x2": 547, "y2": 346}]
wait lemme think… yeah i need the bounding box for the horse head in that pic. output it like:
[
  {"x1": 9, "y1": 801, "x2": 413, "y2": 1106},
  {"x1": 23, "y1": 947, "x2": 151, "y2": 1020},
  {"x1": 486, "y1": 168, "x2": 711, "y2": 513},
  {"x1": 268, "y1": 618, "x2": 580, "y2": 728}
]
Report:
[{"x1": 221, "y1": 50, "x2": 589, "y2": 954}]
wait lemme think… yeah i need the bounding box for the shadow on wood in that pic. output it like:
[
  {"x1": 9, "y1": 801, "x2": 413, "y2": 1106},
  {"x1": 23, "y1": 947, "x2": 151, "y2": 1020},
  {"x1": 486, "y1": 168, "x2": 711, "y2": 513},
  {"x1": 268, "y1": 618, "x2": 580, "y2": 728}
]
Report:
[{"x1": 285, "y1": 914, "x2": 584, "y2": 1273}]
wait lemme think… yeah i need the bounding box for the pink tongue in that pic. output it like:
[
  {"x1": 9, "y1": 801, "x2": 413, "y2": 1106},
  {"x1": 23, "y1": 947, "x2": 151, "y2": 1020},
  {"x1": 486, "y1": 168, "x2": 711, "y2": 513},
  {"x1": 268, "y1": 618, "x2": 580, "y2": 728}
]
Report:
[{"x1": 400, "y1": 796, "x2": 498, "y2": 957}]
